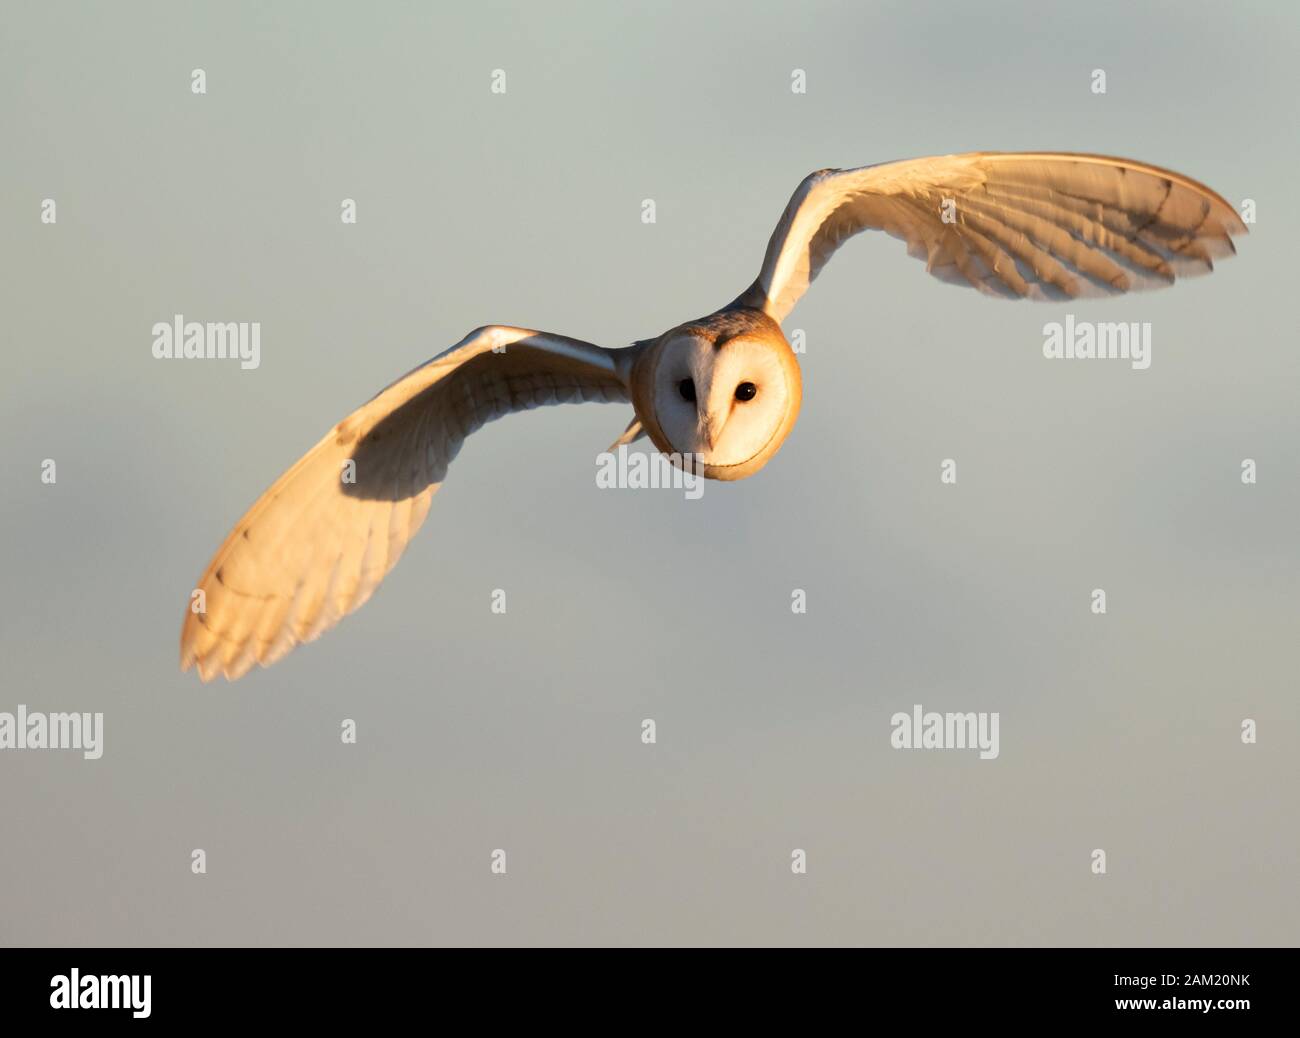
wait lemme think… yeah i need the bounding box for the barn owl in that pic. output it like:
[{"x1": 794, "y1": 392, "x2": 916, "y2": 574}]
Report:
[{"x1": 181, "y1": 152, "x2": 1245, "y2": 680}]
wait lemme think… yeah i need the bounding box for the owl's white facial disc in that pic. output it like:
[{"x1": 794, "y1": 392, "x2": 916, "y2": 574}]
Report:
[{"x1": 651, "y1": 334, "x2": 791, "y2": 470}]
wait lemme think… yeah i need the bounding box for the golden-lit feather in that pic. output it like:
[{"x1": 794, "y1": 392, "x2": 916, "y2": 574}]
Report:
[
  {"x1": 735, "y1": 152, "x2": 1246, "y2": 319},
  {"x1": 180, "y1": 327, "x2": 626, "y2": 681}
]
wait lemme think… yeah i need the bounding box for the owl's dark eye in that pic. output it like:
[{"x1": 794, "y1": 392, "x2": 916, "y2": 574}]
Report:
[
  {"x1": 735, "y1": 381, "x2": 757, "y2": 402},
  {"x1": 678, "y1": 378, "x2": 696, "y2": 402}
]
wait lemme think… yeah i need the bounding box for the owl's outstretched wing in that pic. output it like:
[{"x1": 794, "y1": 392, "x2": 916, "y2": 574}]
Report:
[
  {"x1": 733, "y1": 152, "x2": 1246, "y2": 321},
  {"x1": 180, "y1": 326, "x2": 628, "y2": 682}
]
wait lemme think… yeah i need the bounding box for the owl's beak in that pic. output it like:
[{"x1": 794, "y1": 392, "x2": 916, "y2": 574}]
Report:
[{"x1": 699, "y1": 412, "x2": 726, "y2": 450}]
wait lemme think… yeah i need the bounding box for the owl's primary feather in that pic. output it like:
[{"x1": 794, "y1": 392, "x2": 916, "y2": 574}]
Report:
[
  {"x1": 734, "y1": 152, "x2": 1246, "y2": 320},
  {"x1": 180, "y1": 327, "x2": 627, "y2": 681}
]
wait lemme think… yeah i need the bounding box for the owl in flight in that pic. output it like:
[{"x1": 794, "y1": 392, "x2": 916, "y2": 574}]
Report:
[{"x1": 181, "y1": 152, "x2": 1245, "y2": 680}]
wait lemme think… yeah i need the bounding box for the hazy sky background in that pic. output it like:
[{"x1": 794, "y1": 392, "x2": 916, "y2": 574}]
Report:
[{"x1": 1, "y1": 0, "x2": 1296, "y2": 945}]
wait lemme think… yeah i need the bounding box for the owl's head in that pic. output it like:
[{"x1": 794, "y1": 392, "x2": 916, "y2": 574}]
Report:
[{"x1": 632, "y1": 309, "x2": 802, "y2": 481}]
